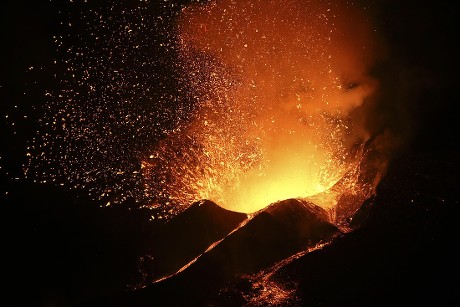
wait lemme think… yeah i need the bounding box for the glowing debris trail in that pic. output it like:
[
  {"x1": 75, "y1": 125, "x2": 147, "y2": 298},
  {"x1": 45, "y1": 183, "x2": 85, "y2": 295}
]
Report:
[
  {"x1": 243, "y1": 240, "x2": 336, "y2": 305},
  {"x1": 152, "y1": 211, "x2": 253, "y2": 284}
]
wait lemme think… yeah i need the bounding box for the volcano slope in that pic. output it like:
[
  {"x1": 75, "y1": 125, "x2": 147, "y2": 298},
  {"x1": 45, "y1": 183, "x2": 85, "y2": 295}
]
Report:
[
  {"x1": 213, "y1": 150, "x2": 460, "y2": 306},
  {"x1": 88, "y1": 198, "x2": 340, "y2": 306},
  {"x1": 144, "y1": 200, "x2": 247, "y2": 282},
  {"x1": 83, "y1": 149, "x2": 460, "y2": 307}
]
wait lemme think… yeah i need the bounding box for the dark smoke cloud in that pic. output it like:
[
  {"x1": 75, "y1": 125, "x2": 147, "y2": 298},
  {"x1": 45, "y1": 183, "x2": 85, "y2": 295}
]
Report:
[{"x1": 361, "y1": 0, "x2": 460, "y2": 155}]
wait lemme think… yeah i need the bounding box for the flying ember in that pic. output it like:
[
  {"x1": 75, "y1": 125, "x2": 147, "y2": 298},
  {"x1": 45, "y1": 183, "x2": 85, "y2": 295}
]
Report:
[
  {"x1": 26, "y1": 0, "x2": 386, "y2": 219},
  {"x1": 141, "y1": 0, "x2": 384, "y2": 214}
]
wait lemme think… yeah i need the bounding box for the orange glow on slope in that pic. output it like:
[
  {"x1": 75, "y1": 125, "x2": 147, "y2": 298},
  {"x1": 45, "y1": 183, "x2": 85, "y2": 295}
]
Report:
[{"x1": 141, "y1": 0, "x2": 385, "y2": 214}]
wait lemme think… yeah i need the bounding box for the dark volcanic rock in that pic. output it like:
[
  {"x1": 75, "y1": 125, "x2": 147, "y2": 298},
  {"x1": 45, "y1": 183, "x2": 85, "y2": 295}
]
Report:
[
  {"x1": 191, "y1": 198, "x2": 339, "y2": 278},
  {"x1": 244, "y1": 151, "x2": 460, "y2": 307},
  {"x1": 91, "y1": 199, "x2": 340, "y2": 306},
  {"x1": 146, "y1": 200, "x2": 247, "y2": 281}
]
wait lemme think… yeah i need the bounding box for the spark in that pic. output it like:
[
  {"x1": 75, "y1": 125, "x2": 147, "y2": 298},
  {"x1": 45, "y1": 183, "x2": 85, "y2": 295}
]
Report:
[{"x1": 27, "y1": 0, "x2": 387, "y2": 220}]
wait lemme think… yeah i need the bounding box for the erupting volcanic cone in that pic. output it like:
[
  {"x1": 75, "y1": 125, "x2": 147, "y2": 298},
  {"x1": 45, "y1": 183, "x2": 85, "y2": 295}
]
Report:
[{"x1": 92, "y1": 198, "x2": 340, "y2": 306}]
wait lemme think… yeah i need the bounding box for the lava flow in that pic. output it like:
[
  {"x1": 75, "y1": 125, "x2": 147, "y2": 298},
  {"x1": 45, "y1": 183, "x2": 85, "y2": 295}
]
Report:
[{"x1": 141, "y1": 0, "x2": 386, "y2": 215}]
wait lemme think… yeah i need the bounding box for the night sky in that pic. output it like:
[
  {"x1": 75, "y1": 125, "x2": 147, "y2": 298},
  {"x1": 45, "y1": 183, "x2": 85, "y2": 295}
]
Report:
[{"x1": 1, "y1": 0, "x2": 459, "y2": 306}]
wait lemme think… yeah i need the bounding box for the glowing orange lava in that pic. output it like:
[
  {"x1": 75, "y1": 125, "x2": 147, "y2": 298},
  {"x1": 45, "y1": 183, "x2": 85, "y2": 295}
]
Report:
[{"x1": 141, "y1": 0, "x2": 385, "y2": 215}]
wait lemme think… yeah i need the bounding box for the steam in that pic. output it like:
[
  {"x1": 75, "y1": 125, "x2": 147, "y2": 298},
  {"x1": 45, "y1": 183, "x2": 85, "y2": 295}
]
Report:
[{"x1": 142, "y1": 0, "x2": 388, "y2": 214}]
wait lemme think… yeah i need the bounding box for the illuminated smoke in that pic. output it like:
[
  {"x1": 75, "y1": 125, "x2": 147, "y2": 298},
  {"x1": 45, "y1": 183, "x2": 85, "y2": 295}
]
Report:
[{"x1": 141, "y1": 0, "x2": 386, "y2": 214}]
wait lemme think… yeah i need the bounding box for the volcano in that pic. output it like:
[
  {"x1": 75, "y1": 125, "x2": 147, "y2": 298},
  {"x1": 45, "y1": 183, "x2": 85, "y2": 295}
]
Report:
[
  {"x1": 2, "y1": 149, "x2": 459, "y2": 307},
  {"x1": 2, "y1": 0, "x2": 460, "y2": 306},
  {"x1": 86, "y1": 198, "x2": 341, "y2": 306},
  {"x1": 78, "y1": 150, "x2": 460, "y2": 307}
]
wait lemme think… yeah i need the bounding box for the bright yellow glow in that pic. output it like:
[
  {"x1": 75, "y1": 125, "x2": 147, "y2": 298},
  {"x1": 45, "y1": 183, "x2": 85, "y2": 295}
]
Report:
[{"x1": 218, "y1": 159, "x2": 339, "y2": 213}]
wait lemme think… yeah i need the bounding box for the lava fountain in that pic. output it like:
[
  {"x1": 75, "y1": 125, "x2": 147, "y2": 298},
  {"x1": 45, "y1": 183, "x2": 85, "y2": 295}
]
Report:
[{"x1": 142, "y1": 0, "x2": 386, "y2": 215}]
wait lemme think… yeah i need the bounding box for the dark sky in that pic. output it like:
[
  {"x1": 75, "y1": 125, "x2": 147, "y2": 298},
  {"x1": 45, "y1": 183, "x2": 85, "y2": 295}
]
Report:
[
  {"x1": 372, "y1": 0, "x2": 460, "y2": 152},
  {"x1": 1, "y1": 1, "x2": 62, "y2": 178}
]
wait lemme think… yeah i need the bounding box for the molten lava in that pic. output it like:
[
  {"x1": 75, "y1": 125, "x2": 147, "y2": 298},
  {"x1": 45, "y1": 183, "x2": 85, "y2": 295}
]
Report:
[{"x1": 142, "y1": 0, "x2": 385, "y2": 215}]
